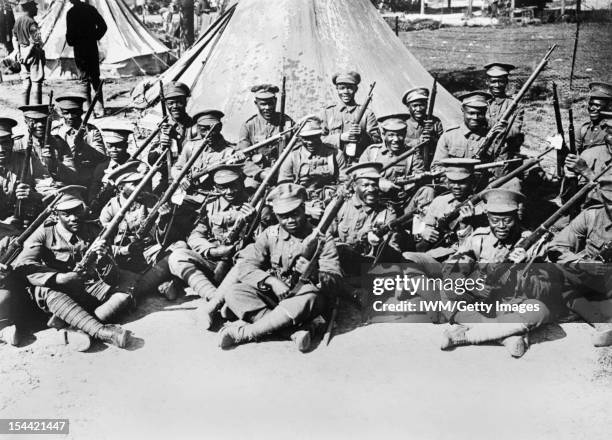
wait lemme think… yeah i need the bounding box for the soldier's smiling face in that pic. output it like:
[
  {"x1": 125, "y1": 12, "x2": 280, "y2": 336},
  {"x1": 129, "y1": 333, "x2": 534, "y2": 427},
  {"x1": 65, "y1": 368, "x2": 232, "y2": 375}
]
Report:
[
  {"x1": 407, "y1": 100, "x2": 427, "y2": 121},
  {"x1": 255, "y1": 97, "x2": 277, "y2": 120},
  {"x1": 355, "y1": 177, "x2": 379, "y2": 206},
  {"x1": 448, "y1": 177, "x2": 472, "y2": 201},
  {"x1": 0, "y1": 137, "x2": 13, "y2": 166},
  {"x1": 487, "y1": 212, "x2": 517, "y2": 241},
  {"x1": 487, "y1": 76, "x2": 508, "y2": 97},
  {"x1": 60, "y1": 108, "x2": 83, "y2": 129},
  {"x1": 27, "y1": 118, "x2": 46, "y2": 138},
  {"x1": 276, "y1": 205, "x2": 306, "y2": 234},
  {"x1": 166, "y1": 97, "x2": 187, "y2": 121},
  {"x1": 588, "y1": 98, "x2": 609, "y2": 122},
  {"x1": 383, "y1": 129, "x2": 406, "y2": 154},
  {"x1": 336, "y1": 84, "x2": 357, "y2": 105},
  {"x1": 216, "y1": 180, "x2": 243, "y2": 203},
  {"x1": 106, "y1": 142, "x2": 128, "y2": 162},
  {"x1": 463, "y1": 106, "x2": 487, "y2": 131}
]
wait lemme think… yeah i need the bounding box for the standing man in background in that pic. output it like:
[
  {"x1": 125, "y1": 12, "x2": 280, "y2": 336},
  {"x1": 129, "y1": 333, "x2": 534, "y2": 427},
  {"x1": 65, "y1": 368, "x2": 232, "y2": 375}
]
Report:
[
  {"x1": 0, "y1": 0, "x2": 15, "y2": 54},
  {"x1": 66, "y1": 0, "x2": 107, "y2": 117},
  {"x1": 13, "y1": 0, "x2": 44, "y2": 105}
]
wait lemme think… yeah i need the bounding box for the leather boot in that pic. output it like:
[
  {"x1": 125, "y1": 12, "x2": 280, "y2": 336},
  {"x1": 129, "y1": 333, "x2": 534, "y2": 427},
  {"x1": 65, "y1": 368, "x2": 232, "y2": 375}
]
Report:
[
  {"x1": 441, "y1": 323, "x2": 528, "y2": 350},
  {"x1": 158, "y1": 279, "x2": 182, "y2": 301},
  {"x1": 0, "y1": 325, "x2": 18, "y2": 346},
  {"x1": 218, "y1": 307, "x2": 293, "y2": 349},
  {"x1": 197, "y1": 294, "x2": 224, "y2": 331},
  {"x1": 61, "y1": 328, "x2": 92, "y2": 352},
  {"x1": 592, "y1": 323, "x2": 612, "y2": 347},
  {"x1": 501, "y1": 335, "x2": 528, "y2": 358},
  {"x1": 33, "y1": 82, "x2": 43, "y2": 104},
  {"x1": 289, "y1": 316, "x2": 325, "y2": 353},
  {"x1": 94, "y1": 292, "x2": 133, "y2": 322},
  {"x1": 96, "y1": 324, "x2": 131, "y2": 349}
]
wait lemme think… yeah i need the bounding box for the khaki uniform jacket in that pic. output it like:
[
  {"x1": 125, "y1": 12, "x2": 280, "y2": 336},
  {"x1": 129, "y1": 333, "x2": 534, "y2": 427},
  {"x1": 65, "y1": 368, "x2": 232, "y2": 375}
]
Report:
[
  {"x1": 431, "y1": 124, "x2": 488, "y2": 172},
  {"x1": 359, "y1": 143, "x2": 425, "y2": 183},
  {"x1": 188, "y1": 195, "x2": 250, "y2": 256},
  {"x1": 548, "y1": 205, "x2": 612, "y2": 263},
  {"x1": 320, "y1": 103, "x2": 380, "y2": 159},
  {"x1": 278, "y1": 143, "x2": 346, "y2": 192},
  {"x1": 576, "y1": 119, "x2": 607, "y2": 153},
  {"x1": 238, "y1": 223, "x2": 342, "y2": 289}
]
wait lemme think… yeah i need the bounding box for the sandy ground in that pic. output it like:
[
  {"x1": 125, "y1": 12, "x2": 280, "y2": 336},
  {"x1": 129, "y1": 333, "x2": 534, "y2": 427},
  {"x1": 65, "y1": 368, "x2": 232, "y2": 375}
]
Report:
[
  {"x1": 1, "y1": 22, "x2": 612, "y2": 440},
  {"x1": 1, "y1": 293, "x2": 611, "y2": 440}
]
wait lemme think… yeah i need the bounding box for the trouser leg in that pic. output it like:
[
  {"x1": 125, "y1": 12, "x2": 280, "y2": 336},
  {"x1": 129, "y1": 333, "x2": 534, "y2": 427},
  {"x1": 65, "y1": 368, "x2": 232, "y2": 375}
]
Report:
[
  {"x1": 45, "y1": 289, "x2": 104, "y2": 337},
  {"x1": 168, "y1": 248, "x2": 217, "y2": 299},
  {"x1": 21, "y1": 77, "x2": 31, "y2": 105}
]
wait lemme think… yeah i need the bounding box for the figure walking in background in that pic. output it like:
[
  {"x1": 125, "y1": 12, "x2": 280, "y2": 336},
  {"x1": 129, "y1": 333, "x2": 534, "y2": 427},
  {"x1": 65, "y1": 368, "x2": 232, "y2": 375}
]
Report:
[
  {"x1": 13, "y1": 0, "x2": 44, "y2": 105},
  {"x1": 66, "y1": 0, "x2": 107, "y2": 117}
]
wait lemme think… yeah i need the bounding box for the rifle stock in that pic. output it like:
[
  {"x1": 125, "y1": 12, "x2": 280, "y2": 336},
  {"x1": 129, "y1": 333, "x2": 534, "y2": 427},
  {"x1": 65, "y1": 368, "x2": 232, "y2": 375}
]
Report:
[
  {"x1": 423, "y1": 78, "x2": 438, "y2": 169},
  {"x1": 345, "y1": 82, "x2": 376, "y2": 160},
  {"x1": 1, "y1": 185, "x2": 87, "y2": 267},
  {"x1": 134, "y1": 123, "x2": 220, "y2": 241},
  {"x1": 74, "y1": 154, "x2": 165, "y2": 274},
  {"x1": 475, "y1": 45, "x2": 557, "y2": 159}
]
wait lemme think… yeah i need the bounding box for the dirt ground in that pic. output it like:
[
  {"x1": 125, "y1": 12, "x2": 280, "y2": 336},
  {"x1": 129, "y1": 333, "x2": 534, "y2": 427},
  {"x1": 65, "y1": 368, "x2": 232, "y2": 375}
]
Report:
[{"x1": 1, "y1": 22, "x2": 612, "y2": 440}]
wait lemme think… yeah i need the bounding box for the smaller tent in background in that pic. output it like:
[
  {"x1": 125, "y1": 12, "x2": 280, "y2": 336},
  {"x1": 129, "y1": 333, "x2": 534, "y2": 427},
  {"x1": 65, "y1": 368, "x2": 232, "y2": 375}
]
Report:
[{"x1": 40, "y1": 0, "x2": 174, "y2": 78}]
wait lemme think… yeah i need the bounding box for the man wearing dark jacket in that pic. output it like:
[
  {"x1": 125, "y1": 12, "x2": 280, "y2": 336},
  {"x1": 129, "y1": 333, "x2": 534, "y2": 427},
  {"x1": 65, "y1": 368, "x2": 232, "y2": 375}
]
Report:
[{"x1": 65, "y1": 0, "x2": 107, "y2": 117}]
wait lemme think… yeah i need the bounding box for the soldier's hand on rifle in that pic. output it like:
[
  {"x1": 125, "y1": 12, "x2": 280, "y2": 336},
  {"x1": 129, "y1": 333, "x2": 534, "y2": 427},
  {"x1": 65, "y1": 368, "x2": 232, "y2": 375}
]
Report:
[
  {"x1": 294, "y1": 256, "x2": 311, "y2": 274},
  {"x1": 160, "y1": 123, "x2": 172, "y2": 147},
  {"x1": 491, "y1": 120, "x2": 508, "y2": 135},
  {"x1": 457, "y1": 203, "x2": 475, "y2": 223},
  {"x1": 265, "y1": 276, "x2": 291, "y2": 300},
  {"x1": 379, "y1": 178, "x2": 399, "y2": 193},
  {"x1": 158, "y1": 203, "x2": 172, "y2": 217},
  {"x1": 508, "y1": 248, "x2": 527, "y2": 264},
  {"x1": 367, "y1": 231, "x2": 381, "y2": 247},
  {"x1": 305, "y1": 200, "x2": 324, "y2": 221},
  {"x1": 341, "y1": 123, "x2": 360, "y2": 143},
  {"x1": 565, "y1": 154, "x2": 588, "y2": 175},
  {"x1": 55, "y1": 271, "x2": 84, "y2": 289},
  {"x1": 15, "y1": 182, "x2": 31, "y2": 200},
  {"x1": 239, "y1": 203, "x2": 256, "y2": 221},
  {"x1": 90, "y1": 238, "x2": 111, "y2": 258},
  {"x1": 421, "y1": 225, "x2": 440, "y2": 244},
  {"x1": 232, "y1": 151, "x2": 247, "y2": 163},
  {"x1": 208, "y1": 244, "x2": 235, "y2": 259},
  {"x1": 0, "y1": 263, "x2": 10, "y2": 277}
]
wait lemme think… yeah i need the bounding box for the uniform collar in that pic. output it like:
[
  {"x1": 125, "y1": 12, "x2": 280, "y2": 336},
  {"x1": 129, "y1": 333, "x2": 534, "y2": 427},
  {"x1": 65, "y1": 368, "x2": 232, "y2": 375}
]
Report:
[
  {"x1": 340, "y1": 103, "x2": 358, "y2": 113},
  {"x1": 350, "y1": 194, "x2": 377, "y2": 214},
  {"x1": 56, "y1": 221, "x2": 79, "y2": 244},
  {"x1": 278, "y1": 222, "x2": 313, "y2": 241},
  {"x1": 461, "y1": 122, "x2": 488, "y2": 137}
]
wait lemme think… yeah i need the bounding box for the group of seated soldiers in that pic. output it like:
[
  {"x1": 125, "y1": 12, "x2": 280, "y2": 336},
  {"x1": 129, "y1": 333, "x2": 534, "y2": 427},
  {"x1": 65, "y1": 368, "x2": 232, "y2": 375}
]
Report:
[{"x1": 0, "y1": 64, "x2": 611, "y2": 359}]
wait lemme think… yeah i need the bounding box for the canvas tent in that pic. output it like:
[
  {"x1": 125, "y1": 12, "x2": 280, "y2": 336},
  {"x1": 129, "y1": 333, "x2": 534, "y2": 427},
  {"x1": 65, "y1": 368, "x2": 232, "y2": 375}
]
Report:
[
  {"x1": 40, "y1": 0, "x2": 174, "y2": 78},
  {"x1": 131, "y1": 0, "x2": 462, "y2": 142}
]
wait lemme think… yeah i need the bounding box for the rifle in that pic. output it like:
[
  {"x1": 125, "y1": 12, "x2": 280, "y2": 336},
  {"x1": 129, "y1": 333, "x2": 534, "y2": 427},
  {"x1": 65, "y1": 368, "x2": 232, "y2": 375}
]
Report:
[
  {"x1": 190, "y1": 125, "x2": 296, "y2": 182},
  {"x1": 395, "y1": 158, "x2": 525, "y2": 186},
  {"x1": 514, "y1": 164, "x2": 612, "y2": 256},
  {"x1": 423, "y1": 78, "x2": 437, "y2": 170},
  {"x1": 75, "y1": 80, "x2": 104, "y2": 141},
  {"x1": 345, "y1": 82, "x2": 376, "y2": 161},
  {"x1": 380, "y1": 144, "x2": 421, "y2": 173},
  {"x1": 278, "y1": 76, "x2": 287, "y2": 156},
  {"x1": 432, "y1": 146, "x2": 555, "y2": 246},
  {"x1": 474, "y1": 45, "x2": 557, "y2": 160},
  {"x1": 552, "y1": 82, "x2": 568, "y2": 178},
  {"x1": 1, "y1": 185, "x2": 87, "y2": 268},
  {"x1": 132, "y1": 123, "x2": 221, "y2": 242},
  {"x1": 210, "y1": 118, "x2": 310, "y2": 281},
  {"x1": 159, "y1": 80, "x2": 173, "y2": 178},
  {"x1": 15, "y1": 135, "x2": 34, "y2": 219},
  {"x1": 73, "y1": 154, "x2": 166, "y2": 275},
  {"x1": 128, "y1": 116, "x2": 169, "y2": 161},
  {"x1": 42, "y1": 91, "x2": 56, "y2": 178},
  {"x1": 486, "y1": 164, "x2": 612, "y2": 287}
]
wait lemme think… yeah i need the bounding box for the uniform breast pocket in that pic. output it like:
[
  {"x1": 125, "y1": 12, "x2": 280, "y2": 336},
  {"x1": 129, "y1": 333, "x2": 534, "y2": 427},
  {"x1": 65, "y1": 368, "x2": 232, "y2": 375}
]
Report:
[
  {"x1": 586, "y1": 235, "x2": 606, "y2": 254},
  {"x1": 448, "y1": 145, "x2": 467, "y2": 158}
]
